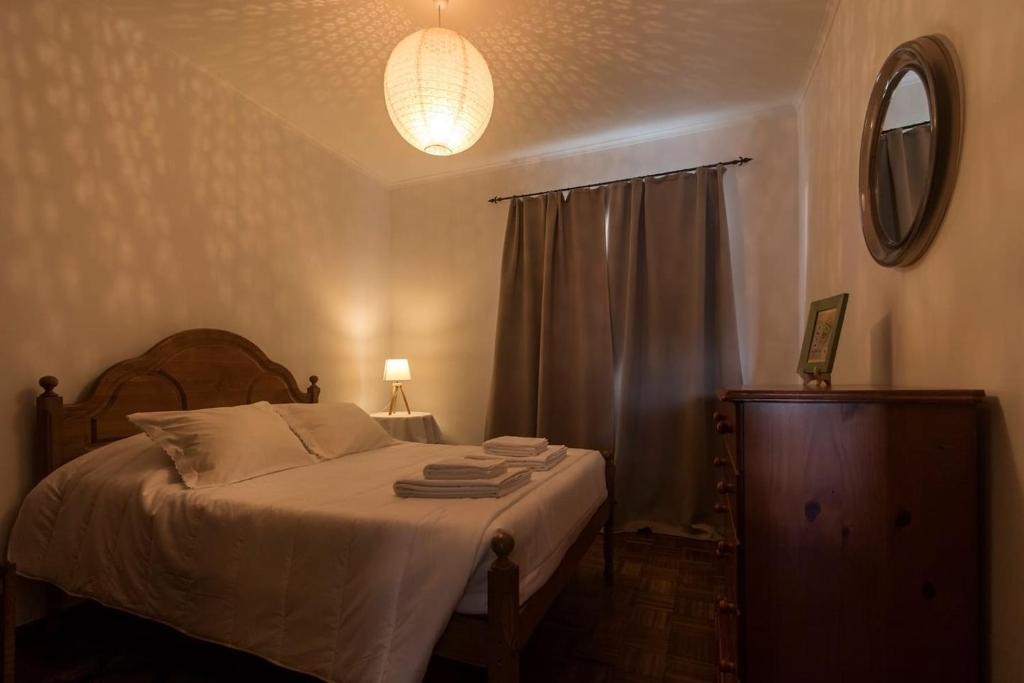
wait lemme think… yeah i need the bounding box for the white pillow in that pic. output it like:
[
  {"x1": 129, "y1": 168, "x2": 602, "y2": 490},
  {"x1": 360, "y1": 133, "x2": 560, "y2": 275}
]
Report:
[
  {"x1": 128, "y1": 401, "x2": 315, "y2": 489},
  {"x1": 273, "y1": 402, "x2": 396, "y2": 460}
]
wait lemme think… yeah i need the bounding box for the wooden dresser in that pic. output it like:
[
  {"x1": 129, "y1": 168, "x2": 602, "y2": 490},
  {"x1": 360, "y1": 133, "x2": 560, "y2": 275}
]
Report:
[{"x1": 711, "y1": 387, "x2": 984, "y2": 683}]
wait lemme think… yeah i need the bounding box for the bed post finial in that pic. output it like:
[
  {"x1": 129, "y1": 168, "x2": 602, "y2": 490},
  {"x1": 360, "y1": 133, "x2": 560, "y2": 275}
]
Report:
[
  {"x1": 307, "y1": 375, "x2": 320, "y2": 403},
  {"x1": 488, "y1": 529, "x2": 519, "y2": 682},
  {"x1": 39, "y1": 375, "x2": 59, "y2": 396},
  {"x1": 491, "y1": 529, "x2": 515, "y2": 561}
]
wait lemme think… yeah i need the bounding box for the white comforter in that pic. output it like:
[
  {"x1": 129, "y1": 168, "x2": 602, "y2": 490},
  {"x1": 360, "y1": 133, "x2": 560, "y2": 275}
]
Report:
[{"x1": 7, "y1": 435, "x2": 606, "y2": 683}]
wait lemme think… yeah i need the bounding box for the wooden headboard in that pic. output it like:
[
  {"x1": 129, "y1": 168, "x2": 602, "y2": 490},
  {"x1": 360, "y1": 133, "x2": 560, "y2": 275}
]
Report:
[{"x1": 35, "y1": 329, "x2": 320, "y2": 482}]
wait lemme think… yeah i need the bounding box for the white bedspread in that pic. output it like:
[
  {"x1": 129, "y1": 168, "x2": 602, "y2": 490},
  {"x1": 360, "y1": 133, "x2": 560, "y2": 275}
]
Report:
[{"x1": 7, "y1": 435, "x2": 606, "y2": 683}]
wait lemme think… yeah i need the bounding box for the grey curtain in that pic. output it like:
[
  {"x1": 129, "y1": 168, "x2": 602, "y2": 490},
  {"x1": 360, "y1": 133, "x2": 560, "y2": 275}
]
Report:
[
  {"x1": 485, "y1": 189, "x2": 615, "y2": 450},
  {"x1": 486, "y1": 168, "x2": 740, "y2": 533},
  {"x1": 607, "y1": 169, "x2": 741, "y2": 531},
  {"x1": 875, "y1": 124, "x2": 932, "y2": 242}
]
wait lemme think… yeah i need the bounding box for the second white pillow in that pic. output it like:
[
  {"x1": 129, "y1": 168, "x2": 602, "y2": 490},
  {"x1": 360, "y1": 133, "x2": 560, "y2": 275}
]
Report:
[{"x1": 274, "y1": 402, "x2": 396, "y2": 460}]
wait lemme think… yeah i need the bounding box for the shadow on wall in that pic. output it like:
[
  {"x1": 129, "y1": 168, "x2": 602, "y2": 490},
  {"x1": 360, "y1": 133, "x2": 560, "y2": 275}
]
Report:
[
  {"x1": 1, "y1": 390, "x2": 37, "y2": 539},
  {"x1": 870, "y1": 312, "x2": 893, "y2": 385},
  {"x1": 0, "y1": 0, "x2": 390, "y2": 549}
]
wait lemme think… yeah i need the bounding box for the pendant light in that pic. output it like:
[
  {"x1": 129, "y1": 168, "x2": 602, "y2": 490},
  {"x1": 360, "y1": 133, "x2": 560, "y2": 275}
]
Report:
[{"x1": 383, "y1": 0, "x2": 494, "y2": 156}]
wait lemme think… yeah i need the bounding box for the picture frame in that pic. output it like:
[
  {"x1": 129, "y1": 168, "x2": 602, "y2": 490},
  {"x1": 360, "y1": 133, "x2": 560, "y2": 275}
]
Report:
[{"x1": 797, "y1": 293, "x2": 849, "y2": 387}]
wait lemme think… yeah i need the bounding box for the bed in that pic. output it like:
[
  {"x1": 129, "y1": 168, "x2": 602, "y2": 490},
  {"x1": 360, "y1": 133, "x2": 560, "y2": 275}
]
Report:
[{"x1": 5, "y1": 329, "x2": 615, "y2": 683}]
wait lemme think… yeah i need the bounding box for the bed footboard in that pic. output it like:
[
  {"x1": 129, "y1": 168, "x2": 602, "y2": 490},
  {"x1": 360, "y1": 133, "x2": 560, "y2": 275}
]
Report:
[{"x1": 483, "y1": 449, "x2": 615, "y2": 682}]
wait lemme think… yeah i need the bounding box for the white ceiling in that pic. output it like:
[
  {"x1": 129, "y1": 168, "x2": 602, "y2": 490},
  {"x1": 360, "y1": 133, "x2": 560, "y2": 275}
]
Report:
[{"x1": 98, "y1": 0, "x2": 832, "y2": 185}]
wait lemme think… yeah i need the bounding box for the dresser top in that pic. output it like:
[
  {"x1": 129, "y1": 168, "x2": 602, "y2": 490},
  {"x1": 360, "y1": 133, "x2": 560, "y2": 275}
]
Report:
[{"x1": 719, "y1": 386, "x2": 986, "y2": 403}]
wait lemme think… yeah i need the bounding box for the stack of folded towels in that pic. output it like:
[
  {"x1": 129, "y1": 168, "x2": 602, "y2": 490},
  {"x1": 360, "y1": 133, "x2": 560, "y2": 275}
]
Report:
[
  {"x1": 394, "y1": 449, "x2": 532, "y2": 499},
  {"x1": 483, "y1": 436, "x2": 568, "y2": 471},
  {"x1": 393, "y1": 436, "x2": 571, "y2": 499}
]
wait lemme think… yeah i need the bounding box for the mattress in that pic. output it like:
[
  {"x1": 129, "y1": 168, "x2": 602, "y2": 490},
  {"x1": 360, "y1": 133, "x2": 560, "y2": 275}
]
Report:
[{"x1": 7, "y1": 435, "x2": 606, "y2": 682}]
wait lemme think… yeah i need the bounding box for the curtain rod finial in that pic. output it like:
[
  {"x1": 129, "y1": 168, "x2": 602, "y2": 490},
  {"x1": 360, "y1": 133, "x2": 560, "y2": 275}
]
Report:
[{"x1": 488, "y1": 196, "x2": 503, "y2": 204}]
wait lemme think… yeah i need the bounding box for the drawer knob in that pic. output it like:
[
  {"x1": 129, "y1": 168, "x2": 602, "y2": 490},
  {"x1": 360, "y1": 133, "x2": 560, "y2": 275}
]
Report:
[
  {"x1": 716, "y1": 481, "x2": 736, "y2": 495},
  {"x1": 716, "y1": 541, "x2": 736, "y2": 557},
  {"x1": 717, "y1": 598, "x2": 738, "y2": 614},
  {"x1": 719, "y1": 659, "x2": 738, "y2": 674},
  {"x1": 714, "y1": 502, "x2": 728, "y2": 514},
  {"x1": 712, "y1": 457, "x2": 728, "y2": 468}
]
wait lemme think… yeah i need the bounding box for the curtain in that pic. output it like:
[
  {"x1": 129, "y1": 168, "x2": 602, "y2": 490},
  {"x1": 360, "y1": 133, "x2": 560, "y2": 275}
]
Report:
[
  {"x1": 607, "y1": 169, "x2": 741, "y2": 532},
  {"x1": 485, "y1": 189, "x2": 615, "y2": 450},
  {"x1": 485, "y1": 168, "x2": 740, "y2": 533},
  {"x1": 875, "y1": 124, "x2": 932, "y2": 242}
]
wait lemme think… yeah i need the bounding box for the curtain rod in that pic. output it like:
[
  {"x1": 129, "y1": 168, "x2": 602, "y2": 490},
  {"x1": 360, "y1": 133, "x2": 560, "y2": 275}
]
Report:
[
  {"x1": 882, "y1": 120, "x2": 931, "y2": 134},
  {"x1": 487, "y1": 156, "x2": 752, "y2": 204}
]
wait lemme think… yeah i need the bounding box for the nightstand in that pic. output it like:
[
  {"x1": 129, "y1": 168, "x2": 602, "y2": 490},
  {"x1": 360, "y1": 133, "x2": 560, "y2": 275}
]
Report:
[{"x1": 371, "y1": 411, "x2": 442, "y2": 444}]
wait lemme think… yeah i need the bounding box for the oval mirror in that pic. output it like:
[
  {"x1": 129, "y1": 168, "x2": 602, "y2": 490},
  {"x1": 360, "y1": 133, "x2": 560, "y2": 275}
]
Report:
[{"x1": 859, "y1": 35, "x2": 963, "y2": 267}]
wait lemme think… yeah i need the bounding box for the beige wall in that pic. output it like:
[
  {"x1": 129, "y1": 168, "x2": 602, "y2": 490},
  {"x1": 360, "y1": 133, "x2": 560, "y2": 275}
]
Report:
[
  {"x1": 389, "y1": 106, "x2": 802, "y2": 445},
  {"x1": 0, "y1": 0, "x2": 392, "y2": 559},
  {"x1": 798, "y1": 0, "x2": 1024, "y2": 678}
]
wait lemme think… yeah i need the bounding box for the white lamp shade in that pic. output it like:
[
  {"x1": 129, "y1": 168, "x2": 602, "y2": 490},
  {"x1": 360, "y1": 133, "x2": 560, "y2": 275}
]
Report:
[
  {"x1": 383, "y1": 358, "x2": 412, "y2": 382},
  {"x1": 383, "y1": 27, "x2": 494, "y2": 156}
]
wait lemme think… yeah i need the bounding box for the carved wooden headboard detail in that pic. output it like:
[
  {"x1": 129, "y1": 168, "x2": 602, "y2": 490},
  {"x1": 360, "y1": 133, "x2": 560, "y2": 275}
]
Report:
[{"x1": 35, "y1": 329, "x2": 320, "y2": 482}]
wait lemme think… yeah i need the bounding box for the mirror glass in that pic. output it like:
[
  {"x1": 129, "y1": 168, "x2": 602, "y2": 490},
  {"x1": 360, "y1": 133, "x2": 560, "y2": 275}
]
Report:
[{"x1": 871, "y1": 68, "x2": 934, "y2": 246}]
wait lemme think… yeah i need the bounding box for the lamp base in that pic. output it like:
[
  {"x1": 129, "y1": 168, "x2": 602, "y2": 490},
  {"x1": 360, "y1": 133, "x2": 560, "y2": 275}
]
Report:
[{"x1": 387, "y1": 383, "x2": 412, "y2": 415}]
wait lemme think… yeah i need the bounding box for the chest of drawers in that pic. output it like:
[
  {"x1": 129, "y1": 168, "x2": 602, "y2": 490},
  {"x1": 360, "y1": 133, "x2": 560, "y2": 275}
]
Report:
[{"x1": 712, "y1": 387, "x2": 983, "y2": 683}]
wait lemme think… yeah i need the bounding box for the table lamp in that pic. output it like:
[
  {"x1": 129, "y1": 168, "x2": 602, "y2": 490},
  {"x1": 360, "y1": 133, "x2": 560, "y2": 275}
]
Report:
[{"x1": 383, "y1": 358, "x2": 412, "y2": 415}]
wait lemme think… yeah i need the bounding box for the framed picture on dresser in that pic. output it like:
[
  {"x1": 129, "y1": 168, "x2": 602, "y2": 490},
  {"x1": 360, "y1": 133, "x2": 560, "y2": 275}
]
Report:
[{"x1": 797, "y1": 293, "x2": 849, "y2": 386}]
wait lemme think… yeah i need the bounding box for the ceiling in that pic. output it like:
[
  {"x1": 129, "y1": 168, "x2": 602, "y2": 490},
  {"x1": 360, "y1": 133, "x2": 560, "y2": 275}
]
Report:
[{"x1": 98, "y1": 0, "x2": 833, "y2": 185}]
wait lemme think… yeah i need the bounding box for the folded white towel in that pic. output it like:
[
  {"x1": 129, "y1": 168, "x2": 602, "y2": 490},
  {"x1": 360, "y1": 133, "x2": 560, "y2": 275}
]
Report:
[
  {"x1": 394, "y1": 469, "x2": 532, "y2": 499},
  {"x1": 483, "y1": 435, "x2": 549, "y2": 456},
  {"x1": 424, "y1": 455, "x2": 507, "y2": 480},
  {"x1": 503, "y1": 445, "x2": 568, "y2": 471}
]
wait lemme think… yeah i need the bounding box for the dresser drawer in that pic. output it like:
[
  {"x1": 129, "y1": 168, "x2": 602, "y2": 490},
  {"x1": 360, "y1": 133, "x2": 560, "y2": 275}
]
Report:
[
  {"x1": 718, "y1": 551, "x2": 738, "y2": 604},
  {"x1": 712, "y1": 405, "x2": 740, "y2": 475},
  {"x1": 713, "y1": 404, "x2": 741, "y2": 550},
  {"x1": 713, "y1": 480, "x2": 739, "y2": 552},
  {"x1": 715, "y1": 608, "x2": 739, "y2": 683},
  {"x1": 713, "y1": 401, "x2": 742, "y2": 681}
]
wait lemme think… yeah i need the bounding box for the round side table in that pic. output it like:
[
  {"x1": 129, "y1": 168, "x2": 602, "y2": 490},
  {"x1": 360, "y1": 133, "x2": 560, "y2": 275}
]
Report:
[{"x1": 371, "y1": 411, "x2": 442, "y2": 444}]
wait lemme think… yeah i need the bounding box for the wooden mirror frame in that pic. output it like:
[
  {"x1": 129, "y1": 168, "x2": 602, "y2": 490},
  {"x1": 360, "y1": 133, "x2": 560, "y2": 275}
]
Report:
[{"x1": 859, "y1": 34, "x2": 963, "y2": 267}]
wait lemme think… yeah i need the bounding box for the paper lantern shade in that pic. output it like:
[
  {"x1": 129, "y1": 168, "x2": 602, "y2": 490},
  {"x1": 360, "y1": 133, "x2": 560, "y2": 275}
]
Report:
[{"x1": 383, "y1": 27, "x2": 494, "y2": 156}]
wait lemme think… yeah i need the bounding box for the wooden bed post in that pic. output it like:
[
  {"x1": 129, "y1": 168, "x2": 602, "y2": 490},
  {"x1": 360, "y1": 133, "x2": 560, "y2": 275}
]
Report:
[
  {"x1": 35, "y1": 378, "x2": 69, "y2": 636},
  {"x1": 2, "y1": 562, "x2": 14, "y2": 683},
  {"x1": 602, "y1": 449, "x2": 616, "y2": 584},
  {"x1": 487, "y1": 530, "x2": 519, "y2": 683},
  {"x1": 36, "y1": 377, "x2": 63, "y2": 484},
  {"x1": 306, "y1": 375, "x2": 320, "y2": 403}
]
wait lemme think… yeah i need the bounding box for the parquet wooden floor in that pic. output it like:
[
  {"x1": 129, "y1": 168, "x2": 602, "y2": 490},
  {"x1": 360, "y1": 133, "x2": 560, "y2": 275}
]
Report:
[{"x1": 15, "y1": 532, "x2": 724, "y2": 683}]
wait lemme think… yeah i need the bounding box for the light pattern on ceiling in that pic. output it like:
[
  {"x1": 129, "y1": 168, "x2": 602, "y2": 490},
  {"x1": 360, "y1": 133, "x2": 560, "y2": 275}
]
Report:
[{"x1": 97, "y1": 0, "x2": 831, "y2": 184}]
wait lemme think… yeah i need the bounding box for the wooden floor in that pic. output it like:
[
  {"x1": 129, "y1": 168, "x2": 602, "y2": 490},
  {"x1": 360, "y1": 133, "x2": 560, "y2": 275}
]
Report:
[{"x1": 15, "y1": 532, "x2": 725, "y2": 683}]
